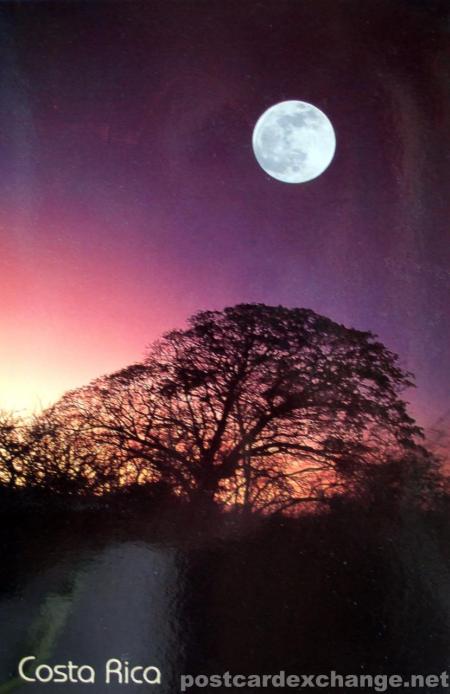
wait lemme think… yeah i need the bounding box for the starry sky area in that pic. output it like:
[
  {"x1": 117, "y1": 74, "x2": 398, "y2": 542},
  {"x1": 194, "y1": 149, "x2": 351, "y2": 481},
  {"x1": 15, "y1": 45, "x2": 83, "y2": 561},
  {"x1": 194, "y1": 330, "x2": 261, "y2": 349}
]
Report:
[{"x1": 0, "y1": 0, "x2": 449, "y2": 432}]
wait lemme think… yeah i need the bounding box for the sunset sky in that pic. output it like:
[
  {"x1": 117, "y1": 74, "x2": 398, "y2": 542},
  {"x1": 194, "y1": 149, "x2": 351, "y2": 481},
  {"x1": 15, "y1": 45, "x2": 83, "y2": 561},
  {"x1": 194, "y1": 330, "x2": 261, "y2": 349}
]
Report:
[{"x1": 0, "y1": 1, "x2": 449, "y2": 432}]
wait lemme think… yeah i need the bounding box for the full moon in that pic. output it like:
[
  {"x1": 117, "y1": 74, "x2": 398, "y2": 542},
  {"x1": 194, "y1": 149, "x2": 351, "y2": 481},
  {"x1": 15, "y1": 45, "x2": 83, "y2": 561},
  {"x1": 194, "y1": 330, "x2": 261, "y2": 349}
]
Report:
[{"x1": 252, "y1": 100, "x2": 336, "y2": 183}]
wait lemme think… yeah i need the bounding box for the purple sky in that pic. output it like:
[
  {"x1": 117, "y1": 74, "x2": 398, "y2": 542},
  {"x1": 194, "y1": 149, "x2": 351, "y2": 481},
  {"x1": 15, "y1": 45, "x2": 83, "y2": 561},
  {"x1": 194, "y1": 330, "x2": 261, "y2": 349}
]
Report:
[{"x1": 0, "y1": 0, "x2": 449, "y2": 432}]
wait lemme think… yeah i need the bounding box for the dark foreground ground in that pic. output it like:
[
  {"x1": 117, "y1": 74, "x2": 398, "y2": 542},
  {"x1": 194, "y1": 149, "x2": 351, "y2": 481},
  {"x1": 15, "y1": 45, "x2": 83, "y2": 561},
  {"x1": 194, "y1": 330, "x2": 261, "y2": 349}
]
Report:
[{"x1": 1, "y1": 495, "x2": 450, "y2": 693}]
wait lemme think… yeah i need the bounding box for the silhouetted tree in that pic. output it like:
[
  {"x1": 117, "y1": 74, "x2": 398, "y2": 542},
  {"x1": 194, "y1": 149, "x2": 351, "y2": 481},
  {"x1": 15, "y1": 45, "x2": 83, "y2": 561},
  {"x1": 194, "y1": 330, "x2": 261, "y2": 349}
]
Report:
[
  {"x1": 336, "y1": 446, "x2": 444, "y2": 515},
  {"x1": 427, "y1": 409, "x2": 450, "y2": 468},
  {"x1": 48, "y1": 304, "x2": 427, "y2": 511},
  {"x1": 0, "y1": 411, "x2": 26, "y2": 488},
  {"x1": 22, "y1": 406, "x2": 120, "y2": 495}
]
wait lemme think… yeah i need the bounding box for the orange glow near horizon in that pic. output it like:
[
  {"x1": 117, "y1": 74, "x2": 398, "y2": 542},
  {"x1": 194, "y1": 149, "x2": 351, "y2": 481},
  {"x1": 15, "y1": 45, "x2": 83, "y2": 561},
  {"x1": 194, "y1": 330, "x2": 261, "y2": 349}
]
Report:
[
  {"x1": 0, "y1": 203, "x2": 445, "y2": 432},
  {"x1": 0, "y1": 210, "x2": 176, "y2": 414},
  {"x1": 0, "y1": 205, "x2": 241, "y2": 416}
]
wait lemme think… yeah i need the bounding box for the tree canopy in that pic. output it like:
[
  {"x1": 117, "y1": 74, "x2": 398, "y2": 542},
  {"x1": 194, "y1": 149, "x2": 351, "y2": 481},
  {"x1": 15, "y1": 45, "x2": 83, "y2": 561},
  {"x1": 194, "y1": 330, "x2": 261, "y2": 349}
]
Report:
[{"x1": 21, "y1": 303, "x2": 430, "y2": 512}]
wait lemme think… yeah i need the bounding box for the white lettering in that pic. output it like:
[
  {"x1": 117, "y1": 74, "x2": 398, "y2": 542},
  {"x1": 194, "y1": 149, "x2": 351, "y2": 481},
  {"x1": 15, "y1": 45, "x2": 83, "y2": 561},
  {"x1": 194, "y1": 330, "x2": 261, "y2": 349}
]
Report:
[
  {"x1": 106, "y1": 659, "x2": 123, "y2": 684},
  {"x1": 78, "y1": 666, "x2": 96, "y2": 684},
  {"x1": 53, "y1": 664, "x2": 69, "y2": 683},
  {"x1": 143, "y1": 666, "x2": 161, "y2": 685},
  {"x1": 18, "y1": 656, "x2": 36, "y2": 682},
  {"x1": 35, "y1": 664, "x2": 53, "y2": 683}
]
